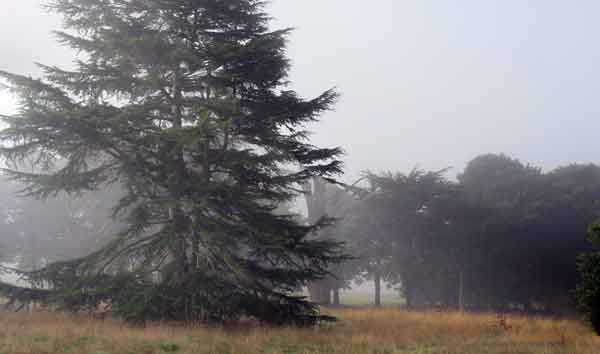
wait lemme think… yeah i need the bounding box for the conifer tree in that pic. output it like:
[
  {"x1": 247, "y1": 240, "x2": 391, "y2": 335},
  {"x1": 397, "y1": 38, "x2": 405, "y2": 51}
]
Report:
[{"x1": 0, "y1": 0, "x2": 344, "y2": 325}]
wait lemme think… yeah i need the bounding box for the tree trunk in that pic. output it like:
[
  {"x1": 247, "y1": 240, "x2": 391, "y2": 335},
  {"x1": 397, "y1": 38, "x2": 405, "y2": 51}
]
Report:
[
  {"x1": 374, "y1": 269, "x2": 381, "y2": 308},
  {"x1": 458, "y1": 270, "x2": 465, "y2": 312},
  {"x1": 404, "y1": 277, "x2": 413, "y2": 310},
  {"x1": 172, "y1": 207, "x2": 190, "y2": 283},
  {"x1": 307, "y1": 281, "x2": 331, "y2": 305},
  {"x1": 333, "y1": 288, "x2": 340, "y2": 306},
  {"x1": 304, "y1": 177, "x2": 333, "y2": 305},
  {"x1": 170, "y1": 69, "x2": 190, "y2": 284}
]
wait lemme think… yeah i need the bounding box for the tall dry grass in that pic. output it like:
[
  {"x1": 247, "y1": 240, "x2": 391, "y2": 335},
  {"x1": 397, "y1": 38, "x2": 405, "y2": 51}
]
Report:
[{"x1": 0, "y1": 308, "x2": 597, "y2": 353}]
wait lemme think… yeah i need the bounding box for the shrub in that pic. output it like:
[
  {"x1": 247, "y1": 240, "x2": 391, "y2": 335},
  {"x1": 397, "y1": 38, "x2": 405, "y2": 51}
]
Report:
[{"x1": 577, "y1": 252, "x2": 600, "y2": 334}]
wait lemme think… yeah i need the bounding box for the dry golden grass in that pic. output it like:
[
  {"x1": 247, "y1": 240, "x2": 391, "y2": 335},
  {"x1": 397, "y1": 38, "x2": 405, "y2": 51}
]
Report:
[{"x1": 0, "y1": 308, "x2": 598, "y2": 354}]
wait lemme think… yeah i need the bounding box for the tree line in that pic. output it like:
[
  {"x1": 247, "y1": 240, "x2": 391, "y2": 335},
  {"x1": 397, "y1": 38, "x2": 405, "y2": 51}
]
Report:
[
  {"x1": 4, "y1": 152, "x2": 600, "y2": 321},
  {"x1": 307, "y1": 154, "x2": 600, "y2": 316}
]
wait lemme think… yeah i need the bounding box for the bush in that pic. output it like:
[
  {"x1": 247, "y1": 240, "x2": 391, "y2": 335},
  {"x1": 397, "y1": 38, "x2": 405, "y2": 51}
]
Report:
[{"x1": 577, "y1": 252, "x2": 600, "y2": 335}]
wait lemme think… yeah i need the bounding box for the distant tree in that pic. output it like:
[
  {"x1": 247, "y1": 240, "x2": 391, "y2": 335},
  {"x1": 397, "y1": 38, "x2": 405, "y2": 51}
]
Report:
[
  {"x1": 458, "y1": 154, "x2": 545, "y2": 310},
  {"x1": 337, "y1": 155, "x2": 599, "y2": 313},
  {"x1": 345, "y1": 169, "x2": 454, "y2": 308},
  {"x1": 0, "y1": 0, "x2": 345, "y2": 325},
  {"x1": 0, "y1": 177, "x2": 121, "y2": 271},
  {"x1": 303, "y1": 177, "x2": 357, "y2": 305},
  {"x1": 459, "y1": 155, "x2": 597, "y2": 313},
  {"x1": 424, "y1": 184, "x2": 490, "y2": 311},
  {"x1": 339, "y1": 205, "x2": 391, "y2": 307}
]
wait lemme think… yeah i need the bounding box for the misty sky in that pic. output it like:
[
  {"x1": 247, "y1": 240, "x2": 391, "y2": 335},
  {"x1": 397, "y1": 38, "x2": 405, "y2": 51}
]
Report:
[{"x1": 2, "y1": 1, "x2": 600, "y2": 182}]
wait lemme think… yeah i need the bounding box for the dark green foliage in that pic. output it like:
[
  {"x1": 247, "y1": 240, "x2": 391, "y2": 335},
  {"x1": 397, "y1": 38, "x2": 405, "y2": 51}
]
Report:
[
  {"x1": 0, "y1": 0, "x2": 345, "y2": 325},
  {"x1": 577, "y1": 221, "x2": 600, "y2": 335},
  {"x1": 354, "y1": 169, "x2": 462, "y2": 309},
  {"x1": 324, "y1": 154, "x2": 599, "y2": 313},
  {"x1": 29, "y1": 270, "x2": 326, "y2": 326}
]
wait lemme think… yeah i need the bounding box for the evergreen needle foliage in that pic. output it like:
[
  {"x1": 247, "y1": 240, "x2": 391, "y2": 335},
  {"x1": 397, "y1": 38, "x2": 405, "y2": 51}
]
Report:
[{"x1": 0, "y1": 0, "x2": 345, "y2": 326}]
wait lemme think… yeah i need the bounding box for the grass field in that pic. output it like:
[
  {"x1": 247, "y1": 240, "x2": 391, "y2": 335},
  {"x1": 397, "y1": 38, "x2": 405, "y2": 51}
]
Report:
[
  {"x1": 0, "y1": 309, "x2": 598, "y2": 354},
  {"x1": 338, "y1": 290, "x2": 404, "y2": 306}
]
